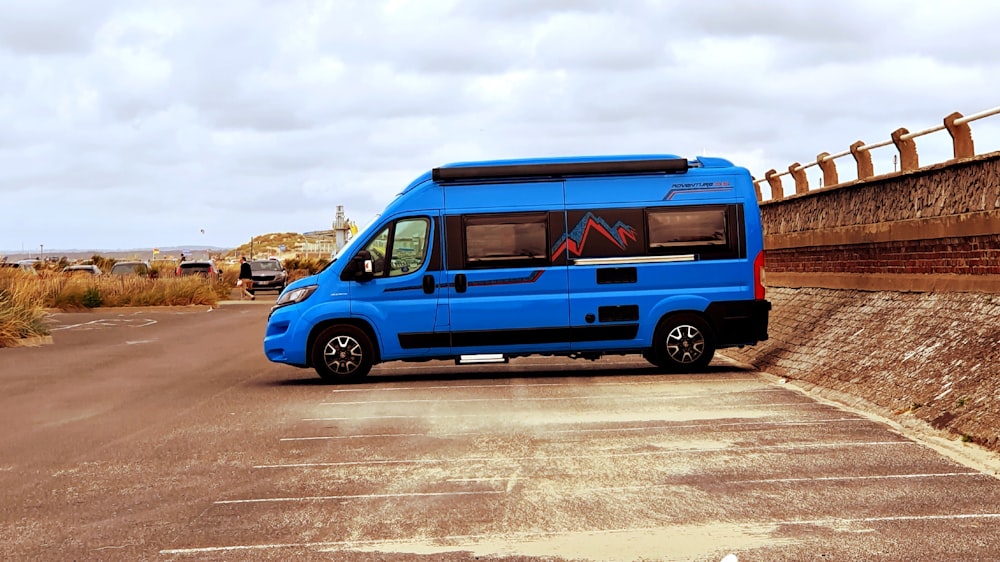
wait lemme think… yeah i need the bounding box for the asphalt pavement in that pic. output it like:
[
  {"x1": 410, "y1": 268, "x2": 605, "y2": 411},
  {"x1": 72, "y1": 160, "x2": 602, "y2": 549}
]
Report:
[{"x1": 1, "y1": 304, "x2": 999, "y2": 561}]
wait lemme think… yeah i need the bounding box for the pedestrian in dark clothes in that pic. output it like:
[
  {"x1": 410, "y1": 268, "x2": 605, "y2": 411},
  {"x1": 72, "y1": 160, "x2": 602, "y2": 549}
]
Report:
[{"x1": 238, "y1": 257, "x2": 254, "y2": 300}]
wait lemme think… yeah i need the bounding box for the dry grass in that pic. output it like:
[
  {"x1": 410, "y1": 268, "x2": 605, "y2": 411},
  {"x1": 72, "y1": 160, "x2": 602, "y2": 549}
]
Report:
[
  {"x1": 46, "y1": 274, "x2": 227, "y2": 309},
  {"x1": 0, "y1": 270, "x2": 235, "y2": 346},
  {"x1": 0, "y1": 269, "x2": 50, "y2": 347}
]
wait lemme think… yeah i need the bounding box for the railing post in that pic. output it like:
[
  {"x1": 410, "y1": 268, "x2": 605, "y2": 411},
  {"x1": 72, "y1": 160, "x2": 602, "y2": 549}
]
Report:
[
  {"x1": 788, "y1": 163, "x2": 809, "y2": 194},
  {"x1": 943, "y1": 111, "x2": 975, "y2": 160},
  {"x1": 765, "y1": 169, "x2": 784, "y2": 201},
  {"x1": 849, "y1": 140, "x2": 874, "y2": 179},
  {"x1": 891, "y1": 128, "x2": 919, "y2": 171},
  {"x1": 816, "y1": 152, "x2": 839, "y2": 188},
  {"x1": 753, "y1": 180, "x2": 762, "y2": 202}
]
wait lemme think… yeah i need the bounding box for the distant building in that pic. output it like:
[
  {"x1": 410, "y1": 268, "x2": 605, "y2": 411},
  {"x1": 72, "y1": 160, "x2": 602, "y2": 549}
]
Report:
[{"x1": 301, "y1": 205, "x2": 357, "y2": 257}]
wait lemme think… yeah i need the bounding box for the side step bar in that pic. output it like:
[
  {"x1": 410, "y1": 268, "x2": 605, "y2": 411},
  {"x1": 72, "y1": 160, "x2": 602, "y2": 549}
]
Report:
[{"x1": 456, "y1": 354, "x2": 509, "y2": 365}]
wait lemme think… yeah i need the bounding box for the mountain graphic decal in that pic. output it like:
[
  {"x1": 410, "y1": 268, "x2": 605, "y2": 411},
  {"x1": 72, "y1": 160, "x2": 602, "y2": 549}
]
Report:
[{"x1": 551, "y1": 212, "x2": 637, "y2": 258}]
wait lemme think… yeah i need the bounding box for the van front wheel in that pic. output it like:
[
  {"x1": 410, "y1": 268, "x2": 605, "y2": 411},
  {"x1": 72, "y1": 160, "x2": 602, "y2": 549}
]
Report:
[
  {"x1": 311, "y1": 325, "x2": 374, "y2": 382},
  {"x1": 647, "y1": 314, "x2": 715, "y2": 372}
]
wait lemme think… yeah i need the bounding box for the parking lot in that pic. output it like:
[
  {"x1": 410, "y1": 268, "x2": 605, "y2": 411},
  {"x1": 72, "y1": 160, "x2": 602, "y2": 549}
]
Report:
[{"x1": 1, "y1": 305, "x2": 999, "y2": 561}]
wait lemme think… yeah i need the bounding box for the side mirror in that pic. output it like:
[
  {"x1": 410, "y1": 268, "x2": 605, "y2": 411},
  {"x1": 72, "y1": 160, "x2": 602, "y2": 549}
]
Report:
[{"x1": 342, "y1": 250, "x2": 375, "y2": 282}]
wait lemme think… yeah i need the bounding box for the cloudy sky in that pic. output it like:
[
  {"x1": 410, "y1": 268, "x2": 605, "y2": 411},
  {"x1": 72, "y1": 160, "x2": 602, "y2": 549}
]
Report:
[{"x1": 3, "y1": 0, "x2": 999, "y2": 254}]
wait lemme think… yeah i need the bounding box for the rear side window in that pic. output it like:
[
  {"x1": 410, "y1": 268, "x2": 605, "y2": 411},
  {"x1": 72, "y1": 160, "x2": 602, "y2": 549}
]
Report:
[
  {"x1": 649, "y1": 208, "x2": 726, "y2": 247},
  {"x1": 647, "y1": 204, "x2": 744, "y2": 259},
  {"x1": 463, "y1": 213, "x2": 548, "y2": 269}
]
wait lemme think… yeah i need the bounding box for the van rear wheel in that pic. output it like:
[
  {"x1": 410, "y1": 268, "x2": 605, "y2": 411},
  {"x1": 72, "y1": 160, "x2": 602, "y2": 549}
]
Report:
[
  {"x1": 647, "y1": 314, "x2": 715, "y2": 372},
  {"x1": 311, "y1": 325, "x2": 374, "y2": 382}
]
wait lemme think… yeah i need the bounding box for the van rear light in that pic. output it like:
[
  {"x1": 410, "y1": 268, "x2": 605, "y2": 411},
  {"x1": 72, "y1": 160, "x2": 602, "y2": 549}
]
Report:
[{"x1": 753, "y1": 250, "x2": 766, "y2": 299}]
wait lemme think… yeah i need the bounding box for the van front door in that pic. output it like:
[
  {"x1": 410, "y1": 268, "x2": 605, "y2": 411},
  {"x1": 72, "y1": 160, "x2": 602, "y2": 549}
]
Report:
[
  {"x1": 442, "y1": 181, "x2": 570, "y2": 355},
  {"x1": 347, "y1": 216, "x2": 444, "y2": 360}
]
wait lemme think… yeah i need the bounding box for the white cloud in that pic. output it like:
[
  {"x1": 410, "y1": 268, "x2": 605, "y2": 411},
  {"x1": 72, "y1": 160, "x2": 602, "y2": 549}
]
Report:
[{"x1": 2, "y1": 0, "x2": 999, "y2": 252}]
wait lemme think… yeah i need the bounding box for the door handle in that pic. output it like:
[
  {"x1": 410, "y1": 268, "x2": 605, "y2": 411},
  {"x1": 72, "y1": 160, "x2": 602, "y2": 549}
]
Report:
[
  {"x1": 422, "y1": 274, "x2": 435, "y2": 294},
  {"x1": 455, "y1": 273, "x2": 467, "y2": 293}
]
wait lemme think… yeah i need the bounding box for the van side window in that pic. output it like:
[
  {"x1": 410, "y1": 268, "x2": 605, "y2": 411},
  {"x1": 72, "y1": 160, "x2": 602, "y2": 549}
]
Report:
[
  {"x1": 389, "y1": 218, "x2": 429, "y2": 276},
  {"x1": 463, "y1": 212, "x2": 549, "y2": 269},
  {"x1": 647, "y1": 204, "x2": 744, "y2": 260},
  {"x1": 363, "y1": 217, "x2": 430, "y2": 277}
]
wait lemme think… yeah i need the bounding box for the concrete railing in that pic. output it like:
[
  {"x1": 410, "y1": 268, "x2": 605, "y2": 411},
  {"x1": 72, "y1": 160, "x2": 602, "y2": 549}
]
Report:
[{"x1": 755, "y1": 106, "x2": 1000, "y2": 201}]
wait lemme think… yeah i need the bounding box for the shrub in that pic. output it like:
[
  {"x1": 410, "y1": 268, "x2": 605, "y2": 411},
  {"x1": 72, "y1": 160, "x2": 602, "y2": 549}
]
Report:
[
  {"x1": 0, "y1": 269, "x2": 50, "y2": 347},
  {"x1": 282, "y1": 257, "x2": 329, "y2": 275},
  {"x1": 82, "y1": 286, "x2": 103, "y2": 308}
]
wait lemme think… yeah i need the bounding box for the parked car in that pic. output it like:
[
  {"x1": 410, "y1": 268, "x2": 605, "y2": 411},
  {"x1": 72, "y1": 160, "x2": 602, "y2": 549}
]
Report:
[
  {"x1": 110, "y1": 260, "x2": 155, "y2": 278},
  {"x1": 63, "y1": 264, "x2": 102, "y2": 276},
  {"x1": 0, "y1": 261, "x2": 38, "y2": 275},
  {"x1": 176, "y1": 260, "x2": 221, "y2": 280},
  {"x1": 249, "y1": 259, "x2": 287, "y2": 293}
]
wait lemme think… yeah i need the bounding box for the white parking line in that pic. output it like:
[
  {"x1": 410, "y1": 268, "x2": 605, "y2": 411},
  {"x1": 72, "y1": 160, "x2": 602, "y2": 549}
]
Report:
[
  {"x1": 318, "y1": 390, "x2": 793, "y2": 405},
  {"x1": 49, "y1": 317, "x2": 157, "y2": 331},
  {"x1": 572, "y1": 474, "x2": 987, "y2": 492},
  {"x1": 323, "y1": 379, "x2": 766, "y2": 393},
  {"x1": 214, "y1": 490, "x2": 504, "y2": 505},
  {"x1": 215, "y1": 474, "x2": 983, "y2": 507},
  {"x1": 281, "y1": 432, "x2": 434, "y2": 441},
  {"x1": 303, "y1": 403, "x2": 815, "y2": 421},
  {"x1": 279, "y1": 418, "x2": 866, "y2": 442},
  {"x1": 253, "y1": 441, "x2": 917, "y2": 469},
  {"x1": 734, "y1": 472, "x2": 984, "y2": 484},
  {"x1": 159, "y1": 514, "x2": 1000, "y2": 556},
  {"x1": 785, "y1": 513, "x2": 1000, "y2": 525}
]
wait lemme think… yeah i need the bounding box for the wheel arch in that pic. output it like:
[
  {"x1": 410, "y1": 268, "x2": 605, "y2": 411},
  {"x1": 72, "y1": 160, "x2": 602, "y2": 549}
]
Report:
[
  {"x1": 306, "y1": 318, "x2": 382, "y2": 368},
  {"x1": 645, "y1": 295, "x2": 713, "y2": 341},
  {"x1": 651, "y1": 308, "x2": 715, "y2": 343}
]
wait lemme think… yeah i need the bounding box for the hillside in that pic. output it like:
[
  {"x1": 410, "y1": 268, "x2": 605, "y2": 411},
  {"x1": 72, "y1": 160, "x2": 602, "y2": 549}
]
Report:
[
  {"x1": 3, "y1": 232, "x2": 337, "y2": 264},
  {"x1": 227, "y1": 232, "x2": 332, "y2": 260}
]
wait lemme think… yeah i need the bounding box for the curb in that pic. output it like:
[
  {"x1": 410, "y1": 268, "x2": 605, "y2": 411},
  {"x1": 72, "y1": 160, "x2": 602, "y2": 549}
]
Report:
[{"x1": 8, "y1": 335, "x2": 54, "y2": 348}]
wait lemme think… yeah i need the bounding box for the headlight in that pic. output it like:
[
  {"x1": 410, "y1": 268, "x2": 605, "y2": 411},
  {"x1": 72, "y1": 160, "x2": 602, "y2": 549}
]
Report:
[{"x1": 274, "y1": 285, "x2": 318, "y2": 308}]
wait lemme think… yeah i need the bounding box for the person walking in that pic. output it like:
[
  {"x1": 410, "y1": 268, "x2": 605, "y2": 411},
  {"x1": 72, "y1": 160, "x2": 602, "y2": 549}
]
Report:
[{"x1": 238, "y1": 256, "x2": 254, "y2": 300}]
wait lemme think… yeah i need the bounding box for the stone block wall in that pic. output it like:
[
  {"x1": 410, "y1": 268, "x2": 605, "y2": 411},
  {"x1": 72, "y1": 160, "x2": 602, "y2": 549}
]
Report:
[
  {"x1": 730, "y1": 150, "x2": 1000, "y2": 452},
  {"x1": 767, "y1": 235, "x2": 1000, "y2": 275},
  {"x1": 761, "y1": 151, "x2": 1000, "y2": 293}
]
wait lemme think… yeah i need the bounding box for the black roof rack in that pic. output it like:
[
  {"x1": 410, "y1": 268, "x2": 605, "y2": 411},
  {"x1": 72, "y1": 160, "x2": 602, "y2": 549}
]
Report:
[{"x1": 432, "y1": 158, "x2": 688, "y2": 183}]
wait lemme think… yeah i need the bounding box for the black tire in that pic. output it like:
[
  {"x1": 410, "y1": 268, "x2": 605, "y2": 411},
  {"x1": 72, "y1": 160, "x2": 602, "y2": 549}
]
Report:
[
  {"x1": 646, "y1": 313, "x2": 716, "y2": 372},
  {"x1": 311, "y1": 324, "x2": 374, "y2": 382}
]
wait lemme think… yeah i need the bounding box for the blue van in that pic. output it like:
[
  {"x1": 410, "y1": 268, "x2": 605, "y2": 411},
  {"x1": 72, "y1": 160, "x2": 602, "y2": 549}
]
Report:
[{"x1": 264, "y1": 155, "x2": 770, "y2": 381}]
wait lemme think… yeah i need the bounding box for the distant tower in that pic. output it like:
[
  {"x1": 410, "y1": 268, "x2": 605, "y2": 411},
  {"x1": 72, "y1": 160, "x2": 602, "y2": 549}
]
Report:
[{"x1": 333, "y1": 205, "x2": 351, "y2": 253}]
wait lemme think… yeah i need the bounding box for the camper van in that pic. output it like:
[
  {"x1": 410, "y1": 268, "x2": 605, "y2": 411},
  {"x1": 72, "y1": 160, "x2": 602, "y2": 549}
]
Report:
[{"x1": 264, "y1": 155, "x2": 770, "y2": 381}]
